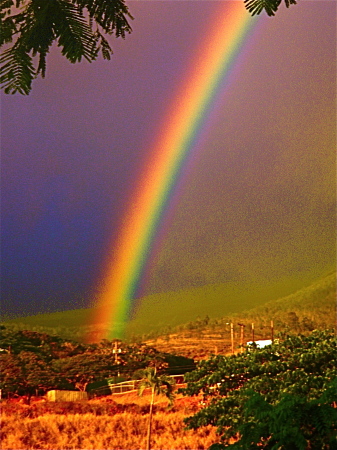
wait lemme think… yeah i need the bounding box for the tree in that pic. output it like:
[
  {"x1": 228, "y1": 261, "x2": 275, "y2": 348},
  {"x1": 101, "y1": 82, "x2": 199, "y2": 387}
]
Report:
[
  {"x1": 181, "y1": 330, "x2": 337, "y2": 449},
  {"x1": 287, "y1": 311, "x2": 300, "y2": 331},
  {"x1": 0, "y1": 0, "x2": 133, "y2": 94},
  {"x1": 0, "y1": 327, "x2": 86, "y2": 359},
  {"x1": 1, "y1": 0, "x2": 298, "y2": 95},
  {"x1": 228, "y1": 384, "x2": 337, "y2": 449},
  {"x1": 0, "y1": 351, "x2": 56, "y2": 401},
  {"x1": 93, "y1": 340, "x2": 169, "y2": 377},
  {"x1": 137, "y1": 367, "x2": 175, "y2": 450},
  {"x1": 52, "y1": 351, "x2": 118, "y2": 391}
]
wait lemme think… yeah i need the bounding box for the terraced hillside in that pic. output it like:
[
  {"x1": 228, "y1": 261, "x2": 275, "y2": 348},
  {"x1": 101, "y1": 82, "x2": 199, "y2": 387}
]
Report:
[
  {"x1": 143, "y1": 272, "x2": 336, "y2": 359},
  {"x1": 3, "y1": 272, "x2": 335, "y2": 359}
]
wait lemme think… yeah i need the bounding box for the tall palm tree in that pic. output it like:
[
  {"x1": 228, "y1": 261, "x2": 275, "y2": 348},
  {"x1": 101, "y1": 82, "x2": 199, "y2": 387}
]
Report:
[
  {"x1": 0, "y1": 0, "x2": 133, "y2": 94},
  {"x1": 137, "y1": 367, "x2": 175, "y2": 450}
]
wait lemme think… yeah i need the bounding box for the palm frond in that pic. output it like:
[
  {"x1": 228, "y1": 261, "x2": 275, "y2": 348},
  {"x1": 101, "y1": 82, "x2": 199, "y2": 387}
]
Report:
[
  {"x1": 138, "y1": 384, "x2": 147, "y2": 397},
  {"x1": 284, "y1": 0, "x2": 297, "y2": 8},
  {"x1": 0, "y1": 44, "x2": 35, "y2": 94},
  {"x1": 95, "y1": 28, "x2": 112, "y2": 59},
  {"x1": 21, "y1": 2, "x2": 57, "y2": 76},
  {"x1": 72, "y1": 0, "x2": 133, "y2": 36},
  {"x1": 1, "y1": 0, "x2": 133, "y2": 94},
  {"x1": 0, "y1": 0, "x2": 15, "y2": 18},
  {"x1": 0, "y1": 16, "x2": 18, "y2": 44},
  {"x1": 53, "y1": 0, "x2": 99, "y2": 63},
  {"x1": 244, "y1": 0, "x2": 282, "y2": 16}
]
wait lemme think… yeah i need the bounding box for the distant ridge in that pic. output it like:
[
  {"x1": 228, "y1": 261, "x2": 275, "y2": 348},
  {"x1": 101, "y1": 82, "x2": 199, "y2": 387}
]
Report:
[
  {"x1": 2, "y1": 270, "x2": 335, "y2": 340},
  {"x1": 124, "y1": 270, "x2": 336, "y2": 336},
  {"x1": 246, "y1": 271, "x2": 336, "y2": 318},
  {"x1": 1, "y1": 307, "x2": 93, "y2": 329}
]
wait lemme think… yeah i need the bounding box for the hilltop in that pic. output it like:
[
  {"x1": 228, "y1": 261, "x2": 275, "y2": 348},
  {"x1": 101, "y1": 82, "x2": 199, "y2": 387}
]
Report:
[
  {"x1": 2, "y1": 271, "x2": 335, "y2": 355},
  {"x1": 143, "y1": 271, "x2": 336, "y2": 359}
]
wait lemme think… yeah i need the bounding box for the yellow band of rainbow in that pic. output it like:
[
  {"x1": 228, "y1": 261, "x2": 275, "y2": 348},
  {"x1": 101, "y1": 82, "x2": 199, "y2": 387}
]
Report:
[{"x1": 92, "y1": 2, "x2": 259, "y2": 340}]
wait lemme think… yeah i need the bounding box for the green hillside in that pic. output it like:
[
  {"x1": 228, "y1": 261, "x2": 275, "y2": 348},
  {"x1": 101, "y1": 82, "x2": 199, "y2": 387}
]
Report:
[
  {"x1": 124, "y1": 270, "x2": 334, "y2": 336},
  {"x1": 2, "y1": 270, "x2": 334, "y2": 341},
  {"x1": 141, "y1": 272, "x2": 336, "y2": 359},
  {"x1": 1, "y1": 307, "x2": 93, "y2": 329},
  {"x1": 241, "y1": 270, "x2": 336, "y2": 326}
]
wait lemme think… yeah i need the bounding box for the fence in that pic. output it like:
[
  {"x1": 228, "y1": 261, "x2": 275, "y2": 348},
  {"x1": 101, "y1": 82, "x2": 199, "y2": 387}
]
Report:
[{"x1": 89, "y1": 374, "x2": 185, "y2": 397}]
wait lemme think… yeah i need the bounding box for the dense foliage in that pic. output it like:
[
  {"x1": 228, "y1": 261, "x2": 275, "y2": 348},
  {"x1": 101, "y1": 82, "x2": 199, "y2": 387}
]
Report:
[
  {"x1": 0, "y1": 0, "x2": 133, "y2": 94},
  {"x1": 0, "y1": 327, "x2": 194, "y2": 398},
  {"x1": 181, "y1": 330, "x2": 337, "y2": 449}
]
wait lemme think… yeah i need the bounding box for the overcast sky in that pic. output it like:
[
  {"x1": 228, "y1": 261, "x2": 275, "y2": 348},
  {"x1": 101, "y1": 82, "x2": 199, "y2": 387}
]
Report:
[{"x1": 1, "y1": 0, "x2": 336, "y2": 318}]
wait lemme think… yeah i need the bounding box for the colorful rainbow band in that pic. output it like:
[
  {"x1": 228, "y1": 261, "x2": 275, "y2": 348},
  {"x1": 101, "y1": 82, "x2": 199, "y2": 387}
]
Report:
[{"x1": 92, "y1": 2, "x2": 258, "y2": 340}]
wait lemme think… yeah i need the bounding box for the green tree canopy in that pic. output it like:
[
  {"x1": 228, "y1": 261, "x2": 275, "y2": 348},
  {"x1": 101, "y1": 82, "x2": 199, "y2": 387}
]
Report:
[
  {"x1": 52, "y1": 352, "x2": 118, "y2": 391},
  {"x1": 0, "y1": 351, "x2": 56, "y2": 400},
  {"x1": 0, "y1": 327, "x2": 194, "y2": 397},
  {"x1": 1, "y1": 0, "x2": 298, "y2": 95},
  {"x1": 0, "y1": 327, "x2": 86, "y2": 359},
  {"x1": 181, "y1": 330, "x2": 337, "y2": 449}
]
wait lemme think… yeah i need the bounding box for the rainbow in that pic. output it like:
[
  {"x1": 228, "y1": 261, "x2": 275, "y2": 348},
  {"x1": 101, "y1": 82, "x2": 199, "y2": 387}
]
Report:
[{"x1": 93, "y1": 2, "x2": 260, "y2": 340}]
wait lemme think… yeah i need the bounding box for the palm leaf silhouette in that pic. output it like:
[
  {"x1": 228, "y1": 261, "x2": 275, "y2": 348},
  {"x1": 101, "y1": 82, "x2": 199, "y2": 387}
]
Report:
[
  {"x1": 0, "y1": 0, "x2": 132, "y2": 94},
  {"x1": 244, "y1": 0, "x2": 297, "y2": 16}
]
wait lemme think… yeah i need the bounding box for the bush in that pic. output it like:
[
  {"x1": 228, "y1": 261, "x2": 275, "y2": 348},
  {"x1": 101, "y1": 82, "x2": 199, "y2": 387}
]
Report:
[{"x1": 182, "y1": 330, "x2": 337, "y2": 449}]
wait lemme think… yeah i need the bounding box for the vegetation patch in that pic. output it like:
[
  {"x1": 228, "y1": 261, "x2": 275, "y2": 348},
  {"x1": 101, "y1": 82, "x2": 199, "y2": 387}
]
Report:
[{"x1": 182, "y1": 330, "x2": 337, "y2": 449}]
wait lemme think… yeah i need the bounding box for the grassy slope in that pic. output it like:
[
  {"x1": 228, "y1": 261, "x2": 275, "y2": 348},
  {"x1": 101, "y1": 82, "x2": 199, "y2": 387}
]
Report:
[
  {"x1": 245, "y1": 270, "x2": 336, "y2": 320},
  {"x1": 145, "y1": 272, "x2": 336, "y2": 359},
  {"x1": 2, "y1": 270, "x2": 335, "y2": 339},
  {"x1": 125, "y1": 270, "x2": 334, "y2": 335}
]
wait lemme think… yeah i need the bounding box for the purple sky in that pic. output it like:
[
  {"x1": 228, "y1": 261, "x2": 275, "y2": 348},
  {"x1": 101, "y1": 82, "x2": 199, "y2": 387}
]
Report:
[{"x1": 1, "y1": 1, "x2": 336, "y2": 318}]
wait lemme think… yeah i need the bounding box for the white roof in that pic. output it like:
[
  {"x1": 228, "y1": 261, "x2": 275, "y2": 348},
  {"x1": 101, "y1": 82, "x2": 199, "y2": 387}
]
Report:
[{"x1": 246, "y1": 339, "x2": 272, "y2": 348}]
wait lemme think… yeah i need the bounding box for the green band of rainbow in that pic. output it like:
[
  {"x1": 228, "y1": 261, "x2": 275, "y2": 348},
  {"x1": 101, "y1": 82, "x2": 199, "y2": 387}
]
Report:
[{"x1": 93, "y1": 2, "x2": 259, "y2": 340}]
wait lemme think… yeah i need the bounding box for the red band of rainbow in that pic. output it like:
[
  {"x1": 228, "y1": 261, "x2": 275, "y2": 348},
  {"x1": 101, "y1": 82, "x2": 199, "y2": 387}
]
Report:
[{"x1": 92, "y1": 2, "x2": 259, "y2": 340}]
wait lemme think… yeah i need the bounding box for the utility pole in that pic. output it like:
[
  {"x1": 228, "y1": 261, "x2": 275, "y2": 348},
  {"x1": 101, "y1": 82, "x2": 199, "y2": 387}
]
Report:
[
  {"x1": 238, "y1": 323, "x2": 245, "y2": 352},
  {"x1": 113, "y1": 341, "x2": 121, "y2": 364},
  {"x1": 251, "y1": 323, "x2": 255, "y2": 344},
  {"x1": 271, "y1": 320, "x2": 274, "y2": 343},
  {"x1": 230, "y1": 323, "x2": 234, "y2": 354},
  {"x1": 113, "y1": 341, "x2": 122, "y2": 377}
]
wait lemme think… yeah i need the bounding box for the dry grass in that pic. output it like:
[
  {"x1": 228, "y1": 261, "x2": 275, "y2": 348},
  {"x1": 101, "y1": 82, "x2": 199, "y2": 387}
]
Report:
[
  {"x1": 145, "y1": 333, "x2": 244, "y2": 360},
  {"x1": 1, "y1": 393, "x2": 219, "y2": 450}
]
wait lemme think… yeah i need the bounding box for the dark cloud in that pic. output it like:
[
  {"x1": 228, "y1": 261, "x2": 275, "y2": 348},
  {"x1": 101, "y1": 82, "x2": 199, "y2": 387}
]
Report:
[{"x1": 1, "y1": 1, "x2": 335, "y2": 317}]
